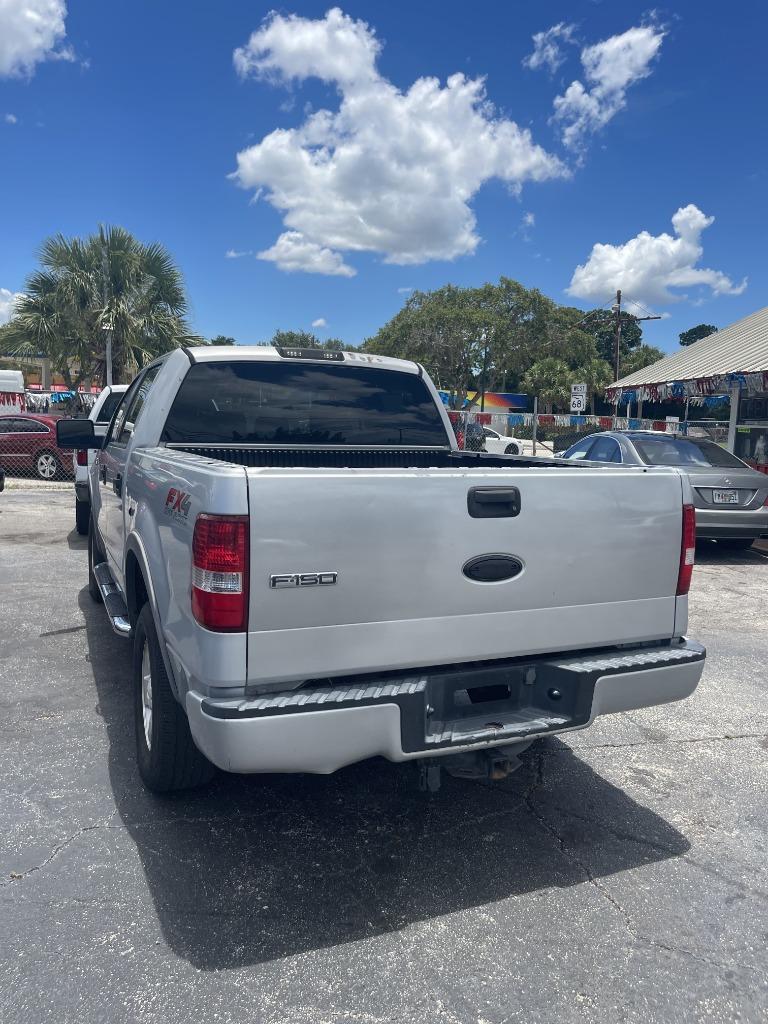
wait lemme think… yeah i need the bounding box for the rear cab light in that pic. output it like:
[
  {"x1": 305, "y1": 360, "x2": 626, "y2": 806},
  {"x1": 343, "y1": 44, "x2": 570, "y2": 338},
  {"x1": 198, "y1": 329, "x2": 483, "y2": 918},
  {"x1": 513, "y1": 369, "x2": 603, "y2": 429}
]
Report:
[
  {"x1": 676, "y1": 503, "x2": 696, "y2": 596},
  {"x1": 76, "y1": 450, "x2": 88, "y2": 466},
  {"x1": 192, "y1": 514, "x2": 249, "y2": 631}
]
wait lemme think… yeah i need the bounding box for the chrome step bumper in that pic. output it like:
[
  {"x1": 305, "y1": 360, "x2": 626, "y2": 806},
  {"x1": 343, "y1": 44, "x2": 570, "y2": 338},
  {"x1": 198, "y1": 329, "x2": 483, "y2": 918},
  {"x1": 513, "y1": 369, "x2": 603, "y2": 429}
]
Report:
[{"x1": 187, "y1": 640, "x2": 706, "y2": 774}]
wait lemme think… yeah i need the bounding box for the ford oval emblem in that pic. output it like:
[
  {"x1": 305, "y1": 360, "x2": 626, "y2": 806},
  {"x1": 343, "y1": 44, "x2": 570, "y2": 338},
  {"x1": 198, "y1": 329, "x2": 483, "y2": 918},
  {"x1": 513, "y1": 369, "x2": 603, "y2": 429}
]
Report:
[{"x1": 462, "y1": 553, "x2": 524, "y2": 583}]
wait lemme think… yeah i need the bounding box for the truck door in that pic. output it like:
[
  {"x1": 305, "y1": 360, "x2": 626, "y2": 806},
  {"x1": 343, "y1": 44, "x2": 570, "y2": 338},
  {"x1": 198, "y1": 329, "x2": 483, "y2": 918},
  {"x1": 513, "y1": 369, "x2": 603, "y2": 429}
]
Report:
[{"x1": 97, "y1": 366, "x2": 161, "y2": 585}]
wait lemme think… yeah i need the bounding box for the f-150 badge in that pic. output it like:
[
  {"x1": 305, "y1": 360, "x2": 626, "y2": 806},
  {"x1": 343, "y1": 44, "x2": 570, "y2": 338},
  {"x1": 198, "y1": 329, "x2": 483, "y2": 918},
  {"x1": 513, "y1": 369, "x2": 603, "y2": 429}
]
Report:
[{"x1": 269, "y1": 572, "x2": 338, "y2": 588}]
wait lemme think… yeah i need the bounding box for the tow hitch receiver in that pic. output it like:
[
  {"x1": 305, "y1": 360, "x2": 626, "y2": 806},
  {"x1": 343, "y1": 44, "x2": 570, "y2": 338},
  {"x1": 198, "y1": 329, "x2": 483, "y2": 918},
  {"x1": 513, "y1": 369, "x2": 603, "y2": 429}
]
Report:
[{"x1": 418, "y1": 742, "x2": 532, "y2": 792}]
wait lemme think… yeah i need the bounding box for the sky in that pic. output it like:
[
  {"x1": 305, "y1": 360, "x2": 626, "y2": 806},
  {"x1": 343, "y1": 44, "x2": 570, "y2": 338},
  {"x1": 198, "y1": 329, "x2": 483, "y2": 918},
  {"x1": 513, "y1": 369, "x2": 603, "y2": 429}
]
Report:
[{"x1": 1, "y1": 0, "x2": 766, "y2": 352}]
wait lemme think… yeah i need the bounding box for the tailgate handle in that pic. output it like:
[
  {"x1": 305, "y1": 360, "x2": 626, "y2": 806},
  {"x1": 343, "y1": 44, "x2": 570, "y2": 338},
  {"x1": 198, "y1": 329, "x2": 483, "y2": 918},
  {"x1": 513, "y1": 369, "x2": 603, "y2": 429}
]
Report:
[{"x1": 467, "y1": 486, "x2": 521, "y2": 518}]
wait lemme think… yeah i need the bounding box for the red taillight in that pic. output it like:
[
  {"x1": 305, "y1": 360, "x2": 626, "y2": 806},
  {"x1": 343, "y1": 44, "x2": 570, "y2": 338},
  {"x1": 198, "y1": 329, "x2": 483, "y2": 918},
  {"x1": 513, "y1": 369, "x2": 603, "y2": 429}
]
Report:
[
  {"x1": 76, "y1": 449, "x2": 88, "y2": 466},
  {"x1": 191, "y1": 514, "x2": 249, "y2": 631},
  {"x1": 676, "y1": 504, "x2": 696, "y2": 596}
]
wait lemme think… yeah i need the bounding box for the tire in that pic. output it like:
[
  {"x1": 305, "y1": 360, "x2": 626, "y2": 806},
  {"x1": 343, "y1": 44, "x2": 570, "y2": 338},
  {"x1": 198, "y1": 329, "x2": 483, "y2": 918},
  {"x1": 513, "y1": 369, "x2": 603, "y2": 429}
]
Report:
[
  {"x1": 717, "y1": 538, "x2": 755, "y2": 551},
  {"x1": 35, "y1": 451, "x2": 60, "y2": 480},
  {"x1": 504, "y1": 442, "x2": 520, "y2": 455},
  {"x1": 87, "y1": 516, "x2": 103, "y2": 603},
  {"x1": 75, "y1": 499, "x2": 90, "y2": 535},
  {"x1": 133, "y1": 603, "x2": 215, "y2": 793}
]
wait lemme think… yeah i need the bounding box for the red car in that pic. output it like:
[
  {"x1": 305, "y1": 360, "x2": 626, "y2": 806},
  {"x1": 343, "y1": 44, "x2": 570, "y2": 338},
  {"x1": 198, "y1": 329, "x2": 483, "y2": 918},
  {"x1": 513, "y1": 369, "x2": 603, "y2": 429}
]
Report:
[{"x1": 0, "y1": 413, "x2": 72, "y2": 480}]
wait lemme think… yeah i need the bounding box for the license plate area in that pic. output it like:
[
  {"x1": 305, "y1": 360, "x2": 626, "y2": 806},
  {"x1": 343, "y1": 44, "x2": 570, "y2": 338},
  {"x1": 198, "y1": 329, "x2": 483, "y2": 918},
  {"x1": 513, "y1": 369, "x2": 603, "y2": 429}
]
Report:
[
  {"x1": 713, "y1": 489, "x2": 738, "y2": 504},
  {"x1": 403, "y1": 661, "x2": 596, "y2": 751}
]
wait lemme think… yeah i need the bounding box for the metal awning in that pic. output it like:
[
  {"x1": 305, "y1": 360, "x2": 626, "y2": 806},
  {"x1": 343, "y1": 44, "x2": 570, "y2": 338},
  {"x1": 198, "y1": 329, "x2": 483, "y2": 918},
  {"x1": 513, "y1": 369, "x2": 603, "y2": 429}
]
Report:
[{"x1": 608, "y1": 306, "x2": 768, "y2": 399}]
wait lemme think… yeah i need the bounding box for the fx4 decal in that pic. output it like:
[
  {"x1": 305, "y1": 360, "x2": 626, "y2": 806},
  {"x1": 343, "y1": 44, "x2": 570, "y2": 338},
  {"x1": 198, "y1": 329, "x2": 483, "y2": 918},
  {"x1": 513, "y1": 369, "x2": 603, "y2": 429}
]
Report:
[{"x1": 164, "y1": 488, "x2": 191, "y2": 522}]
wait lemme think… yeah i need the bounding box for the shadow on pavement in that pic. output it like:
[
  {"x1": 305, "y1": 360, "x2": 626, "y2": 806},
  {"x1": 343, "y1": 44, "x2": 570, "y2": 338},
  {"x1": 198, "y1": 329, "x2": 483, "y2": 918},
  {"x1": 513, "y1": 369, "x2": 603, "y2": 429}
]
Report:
[
  {"x1": 695, "y1": 539, "x2": 768, "y2": 567},
  {"x1": 66, "y1": 526, "x2": 87, "y2": 551},
  {"x1": 79, "y1": 589, "x2": 691, "y2": 971}
]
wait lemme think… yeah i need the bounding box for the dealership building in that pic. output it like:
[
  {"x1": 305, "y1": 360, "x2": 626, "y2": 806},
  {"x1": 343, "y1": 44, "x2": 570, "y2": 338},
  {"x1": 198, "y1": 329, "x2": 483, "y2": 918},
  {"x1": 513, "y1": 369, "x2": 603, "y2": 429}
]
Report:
[{"x1": 608, "y1": 306, "x2": 768, "y2": 472}]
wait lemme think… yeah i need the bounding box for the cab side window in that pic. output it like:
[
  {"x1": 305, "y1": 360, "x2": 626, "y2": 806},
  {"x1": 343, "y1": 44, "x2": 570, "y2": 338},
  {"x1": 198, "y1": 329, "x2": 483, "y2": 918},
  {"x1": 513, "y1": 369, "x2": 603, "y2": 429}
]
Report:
[{"x1": 107, "y1": 366, "x2": 161, "y2": 446}]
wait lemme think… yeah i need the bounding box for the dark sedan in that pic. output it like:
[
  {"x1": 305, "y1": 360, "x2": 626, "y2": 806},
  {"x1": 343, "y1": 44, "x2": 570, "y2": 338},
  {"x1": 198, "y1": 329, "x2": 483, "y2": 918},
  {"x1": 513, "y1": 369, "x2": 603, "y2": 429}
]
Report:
[
  {"x1": 0, "y1": 413, "x2": 71, "y2": 480},
  {"x1": 561, "y1": 430, "x2": 768, "y2": 549}
]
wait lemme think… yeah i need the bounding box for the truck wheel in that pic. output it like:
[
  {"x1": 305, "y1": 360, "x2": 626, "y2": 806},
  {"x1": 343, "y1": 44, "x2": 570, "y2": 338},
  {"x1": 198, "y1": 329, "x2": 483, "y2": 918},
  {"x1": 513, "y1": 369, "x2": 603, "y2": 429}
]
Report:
[
  {"x1": 133, "y1": 604, "x2": 215, "y2": 793},
  {"x1": 87, "y1": 517, "x2": 103, "y2": 603},
  {"x1": 75, "y1": 499, "x2": 90, "y2": 535}
]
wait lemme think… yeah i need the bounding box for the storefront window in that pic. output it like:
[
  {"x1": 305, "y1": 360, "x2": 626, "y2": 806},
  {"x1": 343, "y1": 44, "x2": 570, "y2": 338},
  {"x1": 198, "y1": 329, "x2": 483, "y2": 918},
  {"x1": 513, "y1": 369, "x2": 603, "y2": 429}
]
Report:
[{"x1": 734, "y1": 426, "x2": 768, "y2": 471}]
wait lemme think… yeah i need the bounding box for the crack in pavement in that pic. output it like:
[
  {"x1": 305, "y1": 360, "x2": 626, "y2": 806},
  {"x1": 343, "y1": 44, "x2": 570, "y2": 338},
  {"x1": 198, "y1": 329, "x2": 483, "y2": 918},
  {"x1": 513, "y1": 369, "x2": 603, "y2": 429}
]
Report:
[
  {"x1": 561, "y1": 731, "x2": 768, "y2": 752},
  {"x1": 522, "y1": 750, "x2": 764, "y2": 978},
  {"x1": 1, "y1": 809, "x2": 119, "y2": 887}
]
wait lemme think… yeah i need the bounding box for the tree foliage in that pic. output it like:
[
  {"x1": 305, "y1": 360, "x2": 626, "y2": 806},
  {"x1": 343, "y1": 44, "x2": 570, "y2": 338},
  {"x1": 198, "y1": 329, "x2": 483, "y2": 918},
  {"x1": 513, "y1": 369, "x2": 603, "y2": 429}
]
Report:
[
  {"x1": 363, "y1": 277, "x2": 605, "y2": 410},
  {"x1": 620, "y1": 344, "x2": 665, "y2": 376},
  {"x1": 679, "y1": 323, "x2": 717, "y2": 347},
  {"x1": 208, "y1": 335, "x2": 237, "y2": 346},
  {"x1": 271, "y1": 330, "x2": 345, "y2": 351},
  {"x1": 521, "y1": 358, "x2": 573, "y2": 413},
  {"x1": 3, "y1": 226, "x2": 198, "y2": 387},
  {"x1": 580, "y1": 308, "x2": 644, "y2": 365}
]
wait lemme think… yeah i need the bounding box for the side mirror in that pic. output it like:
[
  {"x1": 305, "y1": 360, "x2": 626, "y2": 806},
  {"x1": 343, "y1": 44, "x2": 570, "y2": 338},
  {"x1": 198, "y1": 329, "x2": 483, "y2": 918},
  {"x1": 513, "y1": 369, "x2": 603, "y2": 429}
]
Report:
[{"x1": 56, "y1": 418, "x2": 102, "y2": 450}]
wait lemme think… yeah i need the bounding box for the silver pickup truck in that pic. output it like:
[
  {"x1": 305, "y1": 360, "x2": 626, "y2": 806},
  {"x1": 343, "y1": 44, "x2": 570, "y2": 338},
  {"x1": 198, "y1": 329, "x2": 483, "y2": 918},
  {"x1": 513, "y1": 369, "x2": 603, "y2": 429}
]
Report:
[{"x1": 57, "y1": 346, "x2": 705, "y2": 793}]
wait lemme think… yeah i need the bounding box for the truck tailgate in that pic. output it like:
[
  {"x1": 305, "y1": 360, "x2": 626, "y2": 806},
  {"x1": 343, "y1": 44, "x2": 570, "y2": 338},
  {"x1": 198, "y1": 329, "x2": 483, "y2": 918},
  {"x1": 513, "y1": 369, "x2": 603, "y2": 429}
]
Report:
[{"x1": 246, "y1": 464, "x2": 683, "y2": 687}]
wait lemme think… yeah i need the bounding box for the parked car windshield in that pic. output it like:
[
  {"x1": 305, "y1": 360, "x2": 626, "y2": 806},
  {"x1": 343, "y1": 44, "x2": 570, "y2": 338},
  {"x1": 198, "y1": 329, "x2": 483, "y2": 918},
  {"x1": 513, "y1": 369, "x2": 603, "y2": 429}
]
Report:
[
  {"x1": 631, "y1": 436, "x2": 747, "y2": 469},
  {"x1": 162, "y1": 361, "x2": 451, "y2": 446}
]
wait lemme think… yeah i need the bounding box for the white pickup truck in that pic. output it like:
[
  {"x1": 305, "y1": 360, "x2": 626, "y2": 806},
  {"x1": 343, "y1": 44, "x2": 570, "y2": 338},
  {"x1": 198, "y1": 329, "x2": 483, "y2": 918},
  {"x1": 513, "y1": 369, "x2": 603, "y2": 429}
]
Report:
[{"x1": 57, "y1": 346, "x2": 705, "y2": 793}]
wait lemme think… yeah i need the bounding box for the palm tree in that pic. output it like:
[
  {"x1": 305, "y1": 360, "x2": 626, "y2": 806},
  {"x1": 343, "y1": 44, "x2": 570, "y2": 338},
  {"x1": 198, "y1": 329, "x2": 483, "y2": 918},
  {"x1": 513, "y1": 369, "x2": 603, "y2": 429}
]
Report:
[
  {"x1": 522, "y1": 357, "x2": 573, "y2": 413},
  {"x1": 5, "y1": 226, "x2": 199, "y2": 387},
  {"x1": 581, "y1": 357, "x2": 613, "y2": 414}
]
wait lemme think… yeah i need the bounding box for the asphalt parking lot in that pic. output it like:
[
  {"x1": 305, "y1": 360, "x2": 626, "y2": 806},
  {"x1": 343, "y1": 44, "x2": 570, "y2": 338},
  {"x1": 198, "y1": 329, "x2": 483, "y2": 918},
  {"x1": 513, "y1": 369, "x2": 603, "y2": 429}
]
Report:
[{"x1": 1, "y1": 489, "x2": 767, "y2": 1024}]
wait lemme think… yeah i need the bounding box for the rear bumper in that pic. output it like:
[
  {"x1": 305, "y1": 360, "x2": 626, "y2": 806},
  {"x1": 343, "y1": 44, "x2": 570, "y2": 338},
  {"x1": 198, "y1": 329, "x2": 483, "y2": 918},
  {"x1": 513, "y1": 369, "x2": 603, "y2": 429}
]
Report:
[
  {"x1": 186, "y1": 639, "x2": 705, "y2": 774},
  {"x1": 695, "y1": 507, "x2": 768, "y2": 539}
]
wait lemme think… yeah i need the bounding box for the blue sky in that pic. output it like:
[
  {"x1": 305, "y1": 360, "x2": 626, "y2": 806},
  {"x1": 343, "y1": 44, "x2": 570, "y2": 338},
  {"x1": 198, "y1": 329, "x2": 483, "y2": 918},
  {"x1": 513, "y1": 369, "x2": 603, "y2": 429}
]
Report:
[{"x1": 1, "y1": 1, "x2": 766, "y2": 352}]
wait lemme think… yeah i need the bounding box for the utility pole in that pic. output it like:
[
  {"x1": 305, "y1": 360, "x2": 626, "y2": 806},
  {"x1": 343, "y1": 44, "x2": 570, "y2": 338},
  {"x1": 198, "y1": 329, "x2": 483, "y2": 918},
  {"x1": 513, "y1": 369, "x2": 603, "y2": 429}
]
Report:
[
  {"x1": 479, "y1": 332, "x2": 489, "y2": 412},
  {"x1": 612, "y1": 288, "x2": 662, "y2": 382},
  {"x1": 613, "y1": 289, "x2": 622, "y2": 383},
  {"x1": 101, "y1": 238, "x2": 113, "y2": 387}
]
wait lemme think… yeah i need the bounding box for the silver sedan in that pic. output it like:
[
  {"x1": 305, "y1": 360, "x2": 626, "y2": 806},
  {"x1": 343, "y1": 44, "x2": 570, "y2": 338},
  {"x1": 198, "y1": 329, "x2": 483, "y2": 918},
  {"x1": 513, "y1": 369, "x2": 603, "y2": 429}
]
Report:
[{"x1": 560, "y1": 430, "x2": 768, "y2": 550}]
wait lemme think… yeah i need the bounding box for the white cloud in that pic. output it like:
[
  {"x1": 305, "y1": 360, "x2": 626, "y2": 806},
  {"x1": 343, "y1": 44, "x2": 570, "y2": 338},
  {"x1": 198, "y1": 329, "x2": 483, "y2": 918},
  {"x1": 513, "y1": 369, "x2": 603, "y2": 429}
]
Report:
[
  {"x1": 235, "y1": 7, "x2": 381, "y2": 87},
  {"x1": 0, "y1": 0, "x2": 70, "y2": 78},
  {"x1": 225, "y1": 248, "x2": 252, "y2": 259},
  {"x1": 0, "y1": 287, "x2": 23, "y2": 324},
  {"x1": 567, "y1": 204, "x2": 747, "y2": 306},
  {"x1": 553, "y1": 23, "x2": 665, "y2": 149},
  {"x1": 397, "y1": 286, "x2": 413, "y2": 294},
  {"x1": 257, "y1": 231, "x2": 356, "y2": 277},
  {"x1": 232, "y1": 8, "x2": 566, "y2": 275},
  {"x1": 522, "y1": 22, "x2": 576, "y2": 74},
  {"x1": 4, "y1": 112, "x2": 17, "y2": 124},
  {"x1": 522, "y1": 211, "x2": 535, "y2": 227},
  {"x1": 311, "y1": 317, "x2": 327, "y2": 328}
]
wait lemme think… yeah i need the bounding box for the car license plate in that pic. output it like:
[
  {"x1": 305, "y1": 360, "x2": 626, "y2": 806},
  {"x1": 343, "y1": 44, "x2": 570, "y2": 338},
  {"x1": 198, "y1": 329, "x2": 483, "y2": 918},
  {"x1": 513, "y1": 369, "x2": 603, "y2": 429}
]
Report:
[{"x1": 713, "y1": 490, "x2": 738, "y2": 504}]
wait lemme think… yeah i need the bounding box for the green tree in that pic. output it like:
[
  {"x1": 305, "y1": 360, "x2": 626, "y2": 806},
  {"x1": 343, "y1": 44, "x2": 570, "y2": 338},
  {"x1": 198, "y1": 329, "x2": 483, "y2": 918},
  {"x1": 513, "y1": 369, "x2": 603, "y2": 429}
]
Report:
[
  {"x1": 580, "y1": 309, "x2": 643, "y2": 365},
  {"x1": 363, "y1": 278, "x2": 613, "y2": 408},
  {"x1": 4, "y1": 226, "x2": 197, "y2": 387},
  {"x1": 620, "y1": 344, "x2": 664, "y2": 377},
  {"x1": 208, "y1": 335, "x2": 237, "y2": 346},
  {"x1": 679, "y1": 324, "x2": 717, "y2": 347},
  {"x1": 363, "y1": 285, "x2": 482, "y2": 408},
  {"x1": 521, "y1": 357, "x2": 573, "y2": 413},
  {"x1": 271, "y1": 330, "x2": 346, "y2": 351},
  {"x1": 579, "y1": 357, "x2": 613, "y2": 413}
]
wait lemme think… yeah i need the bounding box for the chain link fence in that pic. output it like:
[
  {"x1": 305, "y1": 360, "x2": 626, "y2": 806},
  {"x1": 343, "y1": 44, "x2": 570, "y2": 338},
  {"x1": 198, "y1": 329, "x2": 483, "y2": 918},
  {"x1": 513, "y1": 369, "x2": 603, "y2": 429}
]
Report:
[
  {"x1": 0, "y1": 392, "x2": 94, "y2": 484},
  {"x1": 446, "y1": 411, "x2": 733, "y2": 457}
]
